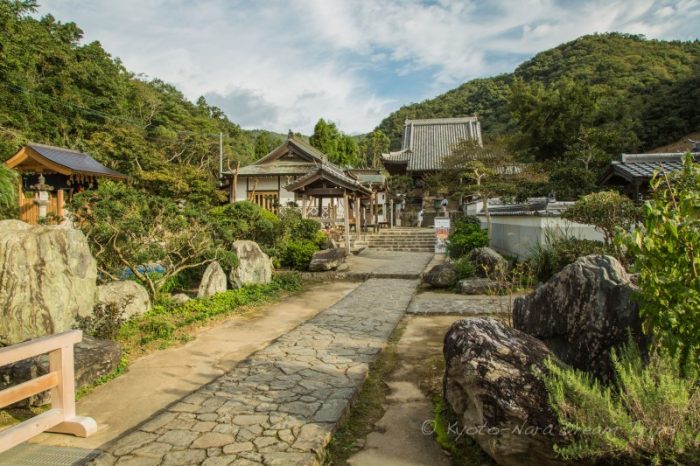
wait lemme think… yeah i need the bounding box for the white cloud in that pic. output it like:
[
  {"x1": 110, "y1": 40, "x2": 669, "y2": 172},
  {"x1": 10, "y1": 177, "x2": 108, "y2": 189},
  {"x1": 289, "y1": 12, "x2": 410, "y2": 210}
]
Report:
[{"x1": 37, "y1": 0, "x2": 700, "y2": 134}]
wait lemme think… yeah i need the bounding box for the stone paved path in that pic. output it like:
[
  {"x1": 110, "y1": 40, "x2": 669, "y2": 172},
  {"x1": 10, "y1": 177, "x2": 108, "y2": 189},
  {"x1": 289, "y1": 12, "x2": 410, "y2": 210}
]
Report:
[
  {"x1": 92, "y1": 278, "x2": 419, "y2": 466},
  {"x1": 407, "y1": 291, "x2": 525, "y2": 315}
]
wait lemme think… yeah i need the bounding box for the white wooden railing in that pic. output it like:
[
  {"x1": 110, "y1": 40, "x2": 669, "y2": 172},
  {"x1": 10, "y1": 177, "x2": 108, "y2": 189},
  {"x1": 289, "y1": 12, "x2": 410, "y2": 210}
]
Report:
[{"x1": 0, "y1": 330, "x2": 96, "y2": 453}]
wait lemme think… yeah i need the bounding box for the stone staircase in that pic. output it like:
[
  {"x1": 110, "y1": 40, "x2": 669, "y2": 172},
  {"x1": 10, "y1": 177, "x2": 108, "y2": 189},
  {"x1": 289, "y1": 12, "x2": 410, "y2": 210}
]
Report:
[{"x1": 364, "y1": 227, "x2": 435, "y2": 252}]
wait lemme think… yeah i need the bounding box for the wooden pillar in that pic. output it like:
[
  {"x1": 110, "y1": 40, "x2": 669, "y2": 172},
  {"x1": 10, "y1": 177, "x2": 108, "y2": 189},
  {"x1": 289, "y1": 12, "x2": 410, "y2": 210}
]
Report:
[
  {"x1": 389, "y1": 198, "x2": 394, "y2": 228},
  {"x1": 343, "y1": 191, "x2": 351, "y2": 254},
  {"x1": 373, "y1": 192, "x2": 379, "y2": 228},
  {"x1": 56, "y1": 189, "x2": 64, "y2": 218},
  {"x1": 302, "y1": 194, "x2": 308, "y2": 219}
]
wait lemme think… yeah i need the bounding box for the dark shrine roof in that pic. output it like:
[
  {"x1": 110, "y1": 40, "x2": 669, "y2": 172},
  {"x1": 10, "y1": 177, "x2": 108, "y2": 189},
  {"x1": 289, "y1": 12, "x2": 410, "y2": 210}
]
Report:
[{"x1": 22, "y1": 143, "x2": 127, "y2": 179}]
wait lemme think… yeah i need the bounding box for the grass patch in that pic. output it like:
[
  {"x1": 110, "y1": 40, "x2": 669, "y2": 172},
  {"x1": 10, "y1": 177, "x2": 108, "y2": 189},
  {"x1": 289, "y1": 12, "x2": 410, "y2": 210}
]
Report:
[
  {"x1": 76, "y1": 354, "x2": 129, "y2": 400},
  {"x1": 116, "y1": 273, "x2": 303, "y2": 362},
  {"x1": 325, "y1": 321, "x2": 406, "y2": 465}
]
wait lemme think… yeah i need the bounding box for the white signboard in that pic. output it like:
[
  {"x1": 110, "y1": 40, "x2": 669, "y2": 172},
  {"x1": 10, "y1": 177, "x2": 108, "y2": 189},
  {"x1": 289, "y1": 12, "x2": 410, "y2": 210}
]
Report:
[{"x1": 434, "y1": 217, "x2": 450, "y2": 254}]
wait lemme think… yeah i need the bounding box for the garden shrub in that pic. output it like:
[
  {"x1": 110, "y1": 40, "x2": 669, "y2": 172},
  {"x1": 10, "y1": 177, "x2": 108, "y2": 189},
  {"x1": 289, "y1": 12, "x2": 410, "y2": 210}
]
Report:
[
  {"x1": 529, "y1": 235, "x2": 609, "y2": 282},
  {"x1": 292, "y1": 218, "x2": 322, "y2": 241},
  {"x1": 625, "y1": 153, "x2": 700, "y2": 365},
  {"x1": 281, "y1": 240, "x2": 318, "y2": 271},
  {"x1": 453, "y1": 256, "x2": 476, "y2": 280},
  {"x1": 76, "y1": 302, "x2": 125, "y2": 340},
  {"x1": 543, "y1": 342, "x2": 700, "y2": 465},
  {"x1": 446, "y1": 217, "x2": 489, "y2": 259},
  {"x1": 207, "y1": 201, "x2": 282, "y2": 248}
]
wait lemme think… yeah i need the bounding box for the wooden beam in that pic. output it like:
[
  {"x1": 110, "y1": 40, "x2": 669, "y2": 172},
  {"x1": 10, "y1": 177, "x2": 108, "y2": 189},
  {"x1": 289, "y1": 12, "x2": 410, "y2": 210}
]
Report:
[
  {"x1": 0, "y1": 330, "x2": 82, "y2": 367},
  {"x1": 0, "y1": 372, "x2": 58, "y2": 409},
  {"x1": 303, "y1": 188, "x2": 345, "y2": 197},
  {"x1": 56, "y1": 189, "x2": 64, "y2": 218},
  {"x1": 0, "y1": 409, "x2": 64, "y2": 454}
]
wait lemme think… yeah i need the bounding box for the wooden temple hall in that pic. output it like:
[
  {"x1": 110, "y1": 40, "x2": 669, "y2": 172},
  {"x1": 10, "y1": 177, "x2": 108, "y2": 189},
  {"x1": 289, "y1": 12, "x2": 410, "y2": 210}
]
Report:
[{"x1": 5, "y1": 143, "x2": 127, "y2": 224}]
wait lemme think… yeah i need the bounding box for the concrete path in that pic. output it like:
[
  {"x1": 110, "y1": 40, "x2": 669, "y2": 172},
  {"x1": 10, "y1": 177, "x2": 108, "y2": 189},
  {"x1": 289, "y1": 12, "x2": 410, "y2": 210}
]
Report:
[
  {"x1": 347, "y1": 315, "x2": 463, "y2": 466},
  {"x1": 90, "y1": 278, "x2": 420, "y2": 466},
  {"x1": 29, "y1": 281, "x2": 358, "y2": 450},
  {"x1": 407, "y1": 291, "x2": 523, "y2": 316}
]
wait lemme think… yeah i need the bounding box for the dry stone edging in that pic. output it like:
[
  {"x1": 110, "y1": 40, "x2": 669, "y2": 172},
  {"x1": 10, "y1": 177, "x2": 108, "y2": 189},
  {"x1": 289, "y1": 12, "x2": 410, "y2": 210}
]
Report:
[{"x1": 91, "y1": 278, "x2": 419, "y2": 466}]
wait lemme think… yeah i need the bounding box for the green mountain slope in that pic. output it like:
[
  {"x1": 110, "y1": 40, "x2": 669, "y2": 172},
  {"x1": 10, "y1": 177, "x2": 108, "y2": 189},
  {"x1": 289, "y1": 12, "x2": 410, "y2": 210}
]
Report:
[
  {"x1": 376, "y1": 33, "x2": 700, "y2": 156},
  {"x1": 0, "y1": 1, "x2": 258, "y2": 203}
]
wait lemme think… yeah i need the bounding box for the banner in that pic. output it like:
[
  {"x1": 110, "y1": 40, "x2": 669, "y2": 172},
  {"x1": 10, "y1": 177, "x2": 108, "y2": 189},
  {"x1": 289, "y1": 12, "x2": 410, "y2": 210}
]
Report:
[{"x1": 434, "y1": 217, "x2": 450, "y2": 254}]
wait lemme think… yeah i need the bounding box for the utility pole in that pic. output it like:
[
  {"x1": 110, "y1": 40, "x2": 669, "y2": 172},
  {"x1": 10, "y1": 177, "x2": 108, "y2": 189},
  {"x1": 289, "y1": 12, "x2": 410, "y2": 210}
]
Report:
[{"x1": 219, "y1": 131, "x2": 223, "y2": 179}]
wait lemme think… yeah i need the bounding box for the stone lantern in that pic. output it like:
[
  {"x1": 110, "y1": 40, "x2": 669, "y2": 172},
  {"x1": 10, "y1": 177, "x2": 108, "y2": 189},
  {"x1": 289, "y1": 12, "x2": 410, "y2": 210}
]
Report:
[{"x1": 31, "y1": 174, "x2": 54, "y2": 220}]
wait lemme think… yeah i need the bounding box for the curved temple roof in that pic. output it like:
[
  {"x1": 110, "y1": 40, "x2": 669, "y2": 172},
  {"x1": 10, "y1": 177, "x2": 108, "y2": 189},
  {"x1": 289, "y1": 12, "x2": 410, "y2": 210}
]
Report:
[{"x1": 6, "y1": 143, "x2": 127, "y2": 179}]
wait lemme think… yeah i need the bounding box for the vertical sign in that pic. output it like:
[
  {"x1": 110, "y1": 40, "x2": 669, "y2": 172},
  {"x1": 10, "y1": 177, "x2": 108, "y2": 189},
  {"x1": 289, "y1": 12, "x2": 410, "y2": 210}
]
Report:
[{"x1": 434, "y1": 217, "x2": 450, "y2": 254}]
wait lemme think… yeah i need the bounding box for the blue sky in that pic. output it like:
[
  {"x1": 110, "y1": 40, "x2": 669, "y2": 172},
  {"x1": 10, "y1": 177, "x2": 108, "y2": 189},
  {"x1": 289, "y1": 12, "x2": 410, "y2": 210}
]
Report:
[{"x1": 37, "y1": 0, "x2": 700, "y2": 134}]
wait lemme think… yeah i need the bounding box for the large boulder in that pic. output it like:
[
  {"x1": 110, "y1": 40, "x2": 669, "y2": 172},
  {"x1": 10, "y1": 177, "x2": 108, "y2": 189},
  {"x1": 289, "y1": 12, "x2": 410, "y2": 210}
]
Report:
[
  {"x1": 229, "y1": 240, "x2": 273, "y2": 288},
  {"x1": 309, "y1": 248, "x2": 347, "y2": 272},
  {"x1": 423, "y1": 263, "x2": 458, "y2": 288},
  {"x1": 197, "y1": 261, "x2": 227, "y2": 297},
  {"x1": 0, "y1": 220, "x2": 97, "y2": 346},
  {"x1": 513, "y1": 255, "x2": 645, "y2": 381},
  {"x1": 97, "y1": 280, "x2": 151, "y2": 320},
  {"x1": 468, "y1": 247, "x2": 509, "y2": 278},
  {"x1": 0, "y1": 336, "x2": 121, "y2": 407},
  {"x1": 443, "y1": 318, "x2": 569, "y2": 466}
]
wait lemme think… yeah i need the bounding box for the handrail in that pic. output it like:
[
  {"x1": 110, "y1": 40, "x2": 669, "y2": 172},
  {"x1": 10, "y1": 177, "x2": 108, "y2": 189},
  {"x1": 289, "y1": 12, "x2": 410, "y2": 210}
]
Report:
[{"x1": 0, "y1": 330, "x2": 96, "y2": 454}]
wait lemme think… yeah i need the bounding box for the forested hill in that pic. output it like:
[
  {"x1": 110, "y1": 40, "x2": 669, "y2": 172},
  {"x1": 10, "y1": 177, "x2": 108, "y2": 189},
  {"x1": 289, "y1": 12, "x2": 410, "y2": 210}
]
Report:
[
  {"x1": 0, "y1": 1, "x2": 259, "y2": 203},
  {"x1": 376, "y1": 33, "x2": 700, "y2": 158}
]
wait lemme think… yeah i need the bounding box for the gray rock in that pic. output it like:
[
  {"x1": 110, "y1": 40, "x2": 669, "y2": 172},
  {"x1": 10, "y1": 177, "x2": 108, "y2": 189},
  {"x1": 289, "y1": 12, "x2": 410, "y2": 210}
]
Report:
[
  {"x1": 443, "y1": 318, "x2": 568, "y2": 466},
  {"x1": 98, "y1": 280, "x2": 151, "y2": 320},
  {"x1": 456, "y1": 277, "x2": 501, "y2": 295},
  {"x1": 309, "y1": 248, "x2": 347, "y2": 272},
  {"x1": 336, "y1": 263, "x2": 349, "y2": 272},
  {"x1": 423, "y1": 263, "x2": 457, "y2": 288},
  {"x1": 0, "y1": 220, "x2": 97, "y2": 345},
  {"x1": 170, "y1": 293, "x2": 191, "y2": 305},
  {"x1": 197, "y1": 261, "x2": 227, "y2": 298},
  {"x1": 0, "y1": 336, "x2": 121, "y2": 407},
  {"x1": 513, "y1": 255, "x2": 645, "y2": 381},
  {"x1": 229, "y1": 241, "x2": 273, "y2": 288},
  {"x1": 468, "y1": 247, "x2": 509, "y2": 278}
]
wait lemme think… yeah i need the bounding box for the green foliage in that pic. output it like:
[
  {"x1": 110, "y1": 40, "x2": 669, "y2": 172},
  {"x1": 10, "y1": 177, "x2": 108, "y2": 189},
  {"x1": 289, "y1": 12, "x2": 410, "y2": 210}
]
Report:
[
  {"x1": 281, "y1": 240, "x2": 318, "y2": 271},
  {"x1": 121, "y1": 274, "x2": 303, "y2": 346},
  {"x1": 545, "y1": 165, "x2": 598, "y2": 201},
  {"x1": 0, "y1": 1, "x2": 256, "y2": 205},
  {"x1": 309, "y1": 118, "x2": 360, "y2": 167},
  {"x1": 562, "y1": 191, "x2": 638, "y2": 247},
  {"x1": 452, "y1": 256, "x2": 476, "y2": 279},
  {"x1": 376, "y1": 34, "x2": 700, "y2": 167},
  {"x1": 291, "y1": 218, "x2": 321, "y2": 241},
  {"x1": 358, "y1": 129, "x2": 390, "y2": 168},
  {"x1": 71, "y1": 181, "x2": 226, "y2": 298},
  {"x1": 207, "y1": 201, "x2": 282, "y2": 249},
  {"x1": 253, "y1": 130, "x2": 276, "y2": 158},
  {"x1": 543, "y1": 343, "x2": 700, "y2": 465},
  {"x1": 626, "y1": 154, "x2": 700, "y2": 364},
  {"x1": 0, "y1": 163, "x2": 18, "y2": 219},
  {"x1": 446, "y1": 217, "x2": 489, "y2": 259},
  {"x1": 75, "y1": 301, "x2": 125, "y2": 340},
  {"x1": 528, "y1": 234, "x2": 609, "y2": 282}
]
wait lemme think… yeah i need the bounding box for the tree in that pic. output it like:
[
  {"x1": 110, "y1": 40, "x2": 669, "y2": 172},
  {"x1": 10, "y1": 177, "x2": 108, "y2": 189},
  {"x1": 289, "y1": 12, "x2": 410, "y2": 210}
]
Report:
[
  {"x1": 71, "y1": 181, "x2": 231, "y2": 299},
  {"x1": 254, "y1": 131, "x2": 275, "y2": 158},
  {"x1": 562, "y1": 191, "x2": 638, "y2": 249},
  {"x1": 359, "y1": 130, "x2": 390, "y2": 168},
  {"x1": 441, "y1": 139, "x2": 528, "y2": 238},
  {"x1": 0, "y1": 164, "x2": 18, "y2": 219}
]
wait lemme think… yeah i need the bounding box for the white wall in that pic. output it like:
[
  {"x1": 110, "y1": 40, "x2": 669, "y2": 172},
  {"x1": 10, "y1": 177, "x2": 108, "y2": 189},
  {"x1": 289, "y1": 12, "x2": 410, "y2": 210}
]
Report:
[{"x1": 479, "y1": 215, "x2": 605, "y2": 259}]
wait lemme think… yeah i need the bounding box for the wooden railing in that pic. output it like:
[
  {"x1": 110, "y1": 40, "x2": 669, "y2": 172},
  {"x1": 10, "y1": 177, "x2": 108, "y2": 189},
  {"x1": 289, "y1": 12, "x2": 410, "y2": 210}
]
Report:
[{"x1": 0, "y1": 330, "x2": 96, "y2": 454}]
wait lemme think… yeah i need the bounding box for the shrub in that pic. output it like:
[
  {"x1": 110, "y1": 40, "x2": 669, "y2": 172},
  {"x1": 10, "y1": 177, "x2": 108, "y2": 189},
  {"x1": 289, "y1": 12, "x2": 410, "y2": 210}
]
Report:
[
  {"x1": 207, "y1": 201, "x2": 282, "y2": 248},
  {"x1": 562, "y1": 191, "x2": 639, "y2": 250},
  {"x1": 543, "y1": 342, "x2": 700, "y2": 465},
  {"x1": 292, "y1": 218, "x2": 322, "y2": 241},
  {"x1": 529, "y1": 235, "x2": 609, "y2": 282},
  {"x1": 625, "y1": 153, "x2": 700, "y2": 364},
  {"x1": 446, "y1": 217, "x2": 488, "y2": 259},
  {"x1": 281, "y1": 240, "x2": 318, "y2": 271},
  {"x1": 76, "y1": 302, "x2": 126, "y2": 340},
  {"x1": 453, "y1": 257, "x2": 476, "y2": 279}
]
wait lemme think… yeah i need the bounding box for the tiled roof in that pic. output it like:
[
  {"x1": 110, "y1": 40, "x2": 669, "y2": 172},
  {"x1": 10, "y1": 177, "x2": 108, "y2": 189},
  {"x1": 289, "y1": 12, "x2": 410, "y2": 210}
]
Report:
[
  {"x1": 599, "y1": 153, "x2": 699, "y2": 184},
  {"x1": 381, "y1": 117, "x2": 482, "y2": 172},
  {"x1": 480, "y1": 197, "x2": 574, "y2": 217},
  {"x1": 27, "y1": 143, "x2": 127, "y2": 179},
  {"x1": 235, "y1": 161, "x2": 316, "y2": 176},
  {"x1": 284, "y1": 162, "x2": 371, "y2": 194}
]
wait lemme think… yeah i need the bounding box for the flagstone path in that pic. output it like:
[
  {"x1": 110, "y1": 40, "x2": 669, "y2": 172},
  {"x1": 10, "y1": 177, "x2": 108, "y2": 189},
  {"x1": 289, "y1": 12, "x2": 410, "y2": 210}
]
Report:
[{"x1": 90, "y1": 270, "x2": 429, "y2": 465}]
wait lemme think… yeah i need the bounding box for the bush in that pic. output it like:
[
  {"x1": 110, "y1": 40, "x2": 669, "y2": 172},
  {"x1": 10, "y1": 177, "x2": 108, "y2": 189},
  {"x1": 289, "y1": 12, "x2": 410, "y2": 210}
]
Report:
[
  {"x1": 76, "y1": 302, "x2": 125, "y2": 340},
  {"x1": 625, "y1": 153, "x2": 700, "y2": 364},
  {"x1": 292, "y1": 218, "x2": 322, "y2": 241},
  {"x1": 543, "y1": 342, "x2": 700, "y2": 465},
  {"x1": 529, "y1": 235, "x2": 609, "y2": 282},
  {"x1": 446, "y1": 217, "x2": 489, "y2": 259},
  {"x1": 207, "y1": 201, "x2": 282, "y2": 248},
  {"x1": 281, "y1": 240, "x2": 318, "y2": 271},
  {"x1": 562, "y1": 191, "x2": 638, "y2": 249},
  {"x1": 453, "y1": 257, "x2": 476, "y2": 279}
]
